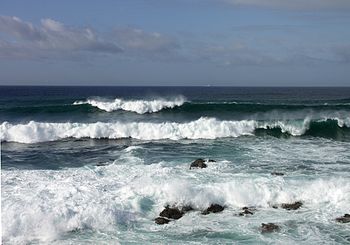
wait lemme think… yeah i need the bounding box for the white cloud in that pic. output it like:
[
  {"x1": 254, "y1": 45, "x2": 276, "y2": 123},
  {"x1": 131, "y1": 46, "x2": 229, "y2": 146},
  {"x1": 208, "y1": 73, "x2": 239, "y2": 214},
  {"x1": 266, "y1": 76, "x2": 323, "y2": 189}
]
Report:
[
  {"x1": 41, "y1": 19, "x2": 65, "y2": 32},
  {"x1": 0, "y1": 16, "x2": 179, "y2": 60},
  {"x1": 0, "y1": 16, "x2": 44, "y2": 41}
]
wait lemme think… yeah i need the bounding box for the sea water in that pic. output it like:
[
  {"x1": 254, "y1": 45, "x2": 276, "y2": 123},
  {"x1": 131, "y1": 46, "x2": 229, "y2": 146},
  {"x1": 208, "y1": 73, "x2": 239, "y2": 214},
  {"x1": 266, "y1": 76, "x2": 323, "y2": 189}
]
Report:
[{"x1": 1, "y1": 86, "x2": 350, "y2": 244}]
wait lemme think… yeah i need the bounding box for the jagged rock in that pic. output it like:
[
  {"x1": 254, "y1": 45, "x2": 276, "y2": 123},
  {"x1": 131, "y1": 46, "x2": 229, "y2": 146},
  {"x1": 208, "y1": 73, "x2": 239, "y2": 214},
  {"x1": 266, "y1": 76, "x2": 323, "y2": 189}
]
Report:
[
  {"x1": 271, "y1": 172, "x2": 284, "y2": 176},
  {"x1": 239, "y1": 207, "x2": 254, "y2": 216},
  {"x1": 202, "y1": 204, "x2": 224, "y2": 215},
  {"x1": 281, "y1": 201, "x2": 303, "y2": 210},
  {"x1": 261, "y1": 223, "x2": 280, "y2": 233},
  {"x1": 181, "y1": 205, "x2": 194, "y2": 213},
  {"x1": 159, "y1": 206, "x2": 183, "y2": 220},
  {"x1": 336, "y1": 214, "x2": 350, "y2": 223},
  {"x1": 190, "y1": 159, "x2": 207, "y2": 169},
  {"x1": 155, "y1": 217, "x2": 170, "y2": 225}
]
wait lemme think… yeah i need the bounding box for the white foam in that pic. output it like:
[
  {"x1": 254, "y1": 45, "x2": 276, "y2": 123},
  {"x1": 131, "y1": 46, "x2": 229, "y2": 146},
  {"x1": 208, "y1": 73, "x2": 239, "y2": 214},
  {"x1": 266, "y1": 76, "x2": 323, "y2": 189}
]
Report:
[
  {"x1": 0, "y1": 118, "x2": 256, "y2": 143},
  {"x1": 73, "y1": 96, "x2": 186, "y2": 113},
  {"x1": 2, "y1": 161, "x2": 350, "y2": 244},
  {"x1": 1, "y1": 117, "x2": 349, "y2": 143}
]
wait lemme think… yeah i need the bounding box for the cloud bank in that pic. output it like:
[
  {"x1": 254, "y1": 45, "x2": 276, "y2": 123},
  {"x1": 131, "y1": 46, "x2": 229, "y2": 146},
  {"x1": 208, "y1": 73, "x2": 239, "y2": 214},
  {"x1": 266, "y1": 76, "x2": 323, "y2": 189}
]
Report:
[
  {"x1": 0, "y1": 15, "x2": 348, "y2": 66},
  {"x1": 0, "y1": 16, "x2": 178, "y2": 60}
]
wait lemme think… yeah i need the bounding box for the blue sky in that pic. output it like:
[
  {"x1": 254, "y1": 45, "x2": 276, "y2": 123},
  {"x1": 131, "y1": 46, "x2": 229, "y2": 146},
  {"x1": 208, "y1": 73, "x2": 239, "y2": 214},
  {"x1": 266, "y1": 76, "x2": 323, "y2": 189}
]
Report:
[{"x1": 0, "y1": 0, "x2": 350, "y2": 86}]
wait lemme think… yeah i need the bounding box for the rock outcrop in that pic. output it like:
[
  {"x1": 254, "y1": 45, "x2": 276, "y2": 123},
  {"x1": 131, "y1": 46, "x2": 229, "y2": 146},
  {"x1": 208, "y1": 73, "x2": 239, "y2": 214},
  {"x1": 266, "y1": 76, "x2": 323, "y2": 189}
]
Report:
[
  {"x1": 281, "y1": 201, "x2": 303, "y2": 210},
  {"x1": 336, "y1": 214, "x2": 350, "y2": 223},
  {"x1": 202, "y1": 204, "x2": 225, "y2": 215},
  {"x1": 261, "y1": 223, "x2": 280, "y2": 233},
  {"x1": 190, "y1": 159, "x2": 207, "y2": 169}
]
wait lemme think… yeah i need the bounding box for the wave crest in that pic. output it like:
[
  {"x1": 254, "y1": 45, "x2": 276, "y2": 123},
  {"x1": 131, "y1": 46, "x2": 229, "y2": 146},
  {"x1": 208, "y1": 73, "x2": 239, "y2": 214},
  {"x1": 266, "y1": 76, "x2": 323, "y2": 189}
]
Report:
[
  {"x1": 73, "y1": 96, "x2": 186, "y2": 113},
  {"x1": 1, "y1": 117, "x2": 349, "y2": 143}
]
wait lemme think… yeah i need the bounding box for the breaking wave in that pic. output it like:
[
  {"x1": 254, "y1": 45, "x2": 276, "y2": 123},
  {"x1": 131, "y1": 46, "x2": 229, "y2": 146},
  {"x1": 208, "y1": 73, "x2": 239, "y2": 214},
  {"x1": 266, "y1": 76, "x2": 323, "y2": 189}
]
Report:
[
  {"x1": 1, "y1": 117, "x2": 349, "y2": 143},
  {"x1": 73, "y1": 96, "x2": 186, "y2": 114}
]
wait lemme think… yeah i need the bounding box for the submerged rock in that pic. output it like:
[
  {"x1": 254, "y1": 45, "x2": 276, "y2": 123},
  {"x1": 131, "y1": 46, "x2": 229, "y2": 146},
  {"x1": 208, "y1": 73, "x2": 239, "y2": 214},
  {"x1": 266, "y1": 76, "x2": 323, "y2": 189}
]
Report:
[
  {"x1": 155, "y1": 217, "x2": 170, "y2": 225},
  {"x1": 271, "y1": 172, "x2": 284, "y2": 176},
  {"x1": 96, "y1": 162, "x2": 108, "y2": 167},
  {"x1": 208, "y1": 159, "x2": 216, "y2": 162},
  {"x1": 336, "y1": 214, "x2": 350, "y2": 223},
  {"x1": 159, "y1": 206, "x2": 184, "y2": 220},
  {"x1": 261, "y1": 223, "x2": 280, "y2": 233},
  {"x1": 190, "y1": 159, "x2": 207, "y2": 169},
  {"x1": 281, "y1": 201, "x2": 303, "y2": 210},
  {"x1": 239, "y1": 207, "x2": 255, "y2": 216},
  {"x1": 202, "y1": 204, "x2": 224, "y2": 215}
]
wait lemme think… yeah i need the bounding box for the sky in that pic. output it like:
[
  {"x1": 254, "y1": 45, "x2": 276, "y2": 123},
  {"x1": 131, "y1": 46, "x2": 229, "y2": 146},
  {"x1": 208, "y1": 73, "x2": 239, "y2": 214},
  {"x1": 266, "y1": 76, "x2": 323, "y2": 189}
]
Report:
[{"x1": 0, "y1": 0, "x2": 350, "y2": 86}]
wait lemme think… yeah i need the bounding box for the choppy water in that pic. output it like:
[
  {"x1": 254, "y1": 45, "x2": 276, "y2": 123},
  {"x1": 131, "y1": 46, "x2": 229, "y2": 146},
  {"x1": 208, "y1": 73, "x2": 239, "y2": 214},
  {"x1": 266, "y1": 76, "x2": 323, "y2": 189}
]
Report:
[{"x1": 1, "y1": 86, "x2": 350, "y2": 244}]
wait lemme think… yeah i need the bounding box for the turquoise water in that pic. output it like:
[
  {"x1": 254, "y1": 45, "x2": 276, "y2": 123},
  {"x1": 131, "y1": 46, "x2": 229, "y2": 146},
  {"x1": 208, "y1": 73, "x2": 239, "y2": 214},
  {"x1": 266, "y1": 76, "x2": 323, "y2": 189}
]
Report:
[{"x1": 1, "y1": 86, "x2": 350, "y2": 244}]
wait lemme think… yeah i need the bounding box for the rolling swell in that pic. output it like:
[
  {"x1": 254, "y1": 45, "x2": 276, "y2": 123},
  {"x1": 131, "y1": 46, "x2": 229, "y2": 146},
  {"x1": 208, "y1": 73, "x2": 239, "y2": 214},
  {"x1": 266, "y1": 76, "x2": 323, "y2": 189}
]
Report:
[
  {"x1": 164, "y1": 101, "x2": 350, "y2": 114},
  {"x1": 1, "y1": 100, "x2": 350, "y2": 116},
  {"x1": 0, "y1": 103, "x2": 98, "y2": 114},
  {"x1": 255, "y1": 119, "x2": 350, "y2": 139},
  {"x1": 1, "y1": 117, "x2": 349, "y2": 143}
]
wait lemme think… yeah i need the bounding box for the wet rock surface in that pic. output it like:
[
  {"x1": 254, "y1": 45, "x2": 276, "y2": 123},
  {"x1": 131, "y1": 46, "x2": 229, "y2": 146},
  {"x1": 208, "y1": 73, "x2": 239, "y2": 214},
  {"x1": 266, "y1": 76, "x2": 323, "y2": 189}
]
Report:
[
  {"x1": 281, "y1": 201, "x2": 303, "y2": 210},
  {"x1": 202, "y1": 204, "x2": 225, "y2": 215},
  {"x1": 336, "y1": 214, "x2": 350, "y2": 223},
  {"x1": 181, "y1": 205, "x2": 194, "y2": 213},
  {"x1": 159, "y1": 206, "x2": 184, "y2": 220},
  {"x1": 190, "y1": 158, "x2": 207, "y2": 169},
  {"x1": 261, "y1": 223, "x2": 280, "y2": 233},
  {"x1": 271, "y1": 172, "x2": 284, "y2": 176},
  {"x1": 96, "y1": 162, "x2": 108, "y2": 166},
  {"x1": 155, "y1": 217, "x2": 170, "y2": 225},
  {"x1": 239, "y1": 207, "x2": 255, "y2": 216}
]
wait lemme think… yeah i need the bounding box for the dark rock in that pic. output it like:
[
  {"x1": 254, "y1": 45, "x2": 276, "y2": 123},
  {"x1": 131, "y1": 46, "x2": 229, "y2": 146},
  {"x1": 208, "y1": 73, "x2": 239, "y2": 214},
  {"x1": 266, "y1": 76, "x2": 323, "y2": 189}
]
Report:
[
  {"x1": 242, "y1": 206, "x2": 256, "y2": 211},
  {"x1": 202, "y1": 204, "x2": 225, "y2": 215},
  {"x1": 336, "y1": 214, "x2": 350, "y2": 223},
  {"x1": 271, "y1": 172, "x2": 284, "y2": 176},
  {"x1": 208, "y1": 159, "x2": 216, "y2": 162},
  {"x1": 239, "y1": 207, "x2": 254, "y2": 216},
  {"x1": 96, "y1": 162, "x2": 108, "y2": 167},
  {"x1": 155, "y1": 217, "x2": 170, "y2": 225},
  {"x1": 281, "y1": 201, "x2": 303, "y2": 210},
  {"x1": 159, "y1": 206, "x2": 183, "y2": 220},
  {"x1": 261, "y1": 223, "x2": 280, "y2": 233},
  {"x1": 181, "y1": 205, "x2": 194, "y2": 213},
  {"x1": 190, "y1": 159, "x2": 207, "y2": 169},
  {"x1": 272, "y1": 205, "x2": 278, "y2": 209}
]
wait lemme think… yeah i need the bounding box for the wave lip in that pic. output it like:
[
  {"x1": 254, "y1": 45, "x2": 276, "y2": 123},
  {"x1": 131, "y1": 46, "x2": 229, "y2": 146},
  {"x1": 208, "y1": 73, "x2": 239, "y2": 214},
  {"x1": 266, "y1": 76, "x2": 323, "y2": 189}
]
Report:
[
  {"x1": 73, "y1": 96, "x2": 186, "y2": 114},
  {"x1": 1, "y1": 117, "x2": 349, "y2": 144},
  {"x1": 0, "y1": 118, "x2": 256, "y2": 143}
]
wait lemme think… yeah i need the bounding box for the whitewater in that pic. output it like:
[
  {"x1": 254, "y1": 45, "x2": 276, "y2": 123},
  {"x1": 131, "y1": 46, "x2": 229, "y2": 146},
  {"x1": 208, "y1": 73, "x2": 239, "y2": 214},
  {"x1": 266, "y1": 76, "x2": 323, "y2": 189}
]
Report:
[
  {"x1": 1, "y1": 86, "x2": 350, "y2": 244},
  {"x1": 73, "y1": 96, "x2": 186, "y2": 113},
  {"x1": 1, "y1": 117, "x2": 349, "y2": 143}
]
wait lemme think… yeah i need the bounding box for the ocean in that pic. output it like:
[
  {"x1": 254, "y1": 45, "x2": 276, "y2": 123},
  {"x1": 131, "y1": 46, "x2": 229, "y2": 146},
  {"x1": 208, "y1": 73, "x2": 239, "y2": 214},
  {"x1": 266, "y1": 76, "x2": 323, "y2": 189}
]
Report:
[{"x1": 1, "y1": 86, "x2": 350, "y2": 244}]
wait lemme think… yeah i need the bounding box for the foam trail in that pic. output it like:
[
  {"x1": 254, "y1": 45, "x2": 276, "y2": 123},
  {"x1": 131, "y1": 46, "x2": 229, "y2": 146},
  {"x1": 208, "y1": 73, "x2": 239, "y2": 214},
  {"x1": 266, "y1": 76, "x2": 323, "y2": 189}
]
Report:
[{"x1": 73, "y1": 96, "x2": 186, "y2": 113}]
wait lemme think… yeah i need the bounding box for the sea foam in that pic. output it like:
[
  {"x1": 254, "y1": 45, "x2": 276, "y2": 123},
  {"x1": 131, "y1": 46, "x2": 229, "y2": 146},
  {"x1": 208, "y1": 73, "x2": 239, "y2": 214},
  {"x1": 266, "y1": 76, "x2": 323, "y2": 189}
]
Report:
[
  {"x1": 73, "y1": 96, "x2": 186, "y2": 113},
  {"x1": 2, "y1": 161, "x2": 349, "y2": 244}
]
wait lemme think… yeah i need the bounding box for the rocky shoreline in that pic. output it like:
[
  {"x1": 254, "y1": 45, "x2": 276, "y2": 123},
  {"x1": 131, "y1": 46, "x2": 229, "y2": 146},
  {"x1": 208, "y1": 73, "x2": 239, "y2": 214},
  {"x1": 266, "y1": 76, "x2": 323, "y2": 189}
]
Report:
[{"x1": 154, "y1": 158, "x2": 349, "y2": 234}]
